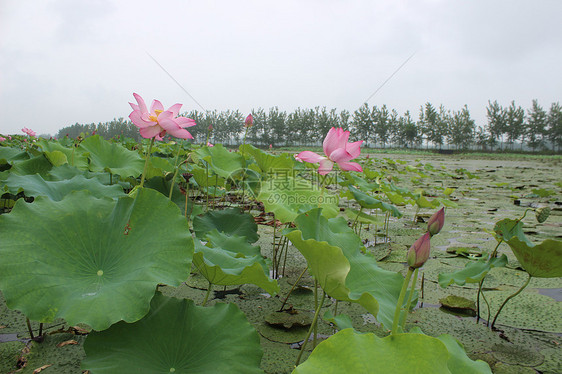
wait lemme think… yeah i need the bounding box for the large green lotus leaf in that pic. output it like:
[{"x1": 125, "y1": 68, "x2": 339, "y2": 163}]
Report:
[
  {"x1": 3, "y1": 173, "x2": 125, "y2": 201},
  {"x1": 347, "y1": 185, "x2": 402, "y2": 217},
  {"x1": 505, "y1": 237, "x2": 562, "y2": 278},
  {"x1": 193, "y1": 207, "x2": 259, "y2": 243},
  {"x1": 0, "y1": 188, "x2": 193, "y2": 330},
  {"x1": 292, "y1": 329, "x2": 451, "y2": 374},
  {"x1": 79, "y1": 135, "x2": 144, "y2": 177},
  {"x1": 436, "y1": 334, "x2": 492, "y2": 374},
  {"x1": 258, "y1": 176, "x2": 339, "y2": 223},
  {"x1": 193, "y1": 235, "x2": 279, "y2": 295},
  {"x1": 344, "y1": 208, "x2": 385, "y2": 224},
  {"x1": 239, "y1": 144, "x2": 295, "y2": 174},
  {"x1": 36, "y1": 138, "x2": 89, "y2": 170},
  {"x1": 438, "y1": 255, "x2": 508, "y2": 288},
  {"x1": 0, "y1": 147, "x2": 29, "y2": 164},
  {"x1": 8, "y1": 155, "x2": 53, "y2": 176},
  {"x1": 287, "y1": 209, "x2": 404, "y2": 330},
  {"x1": 200, "y1": 144, "x2": 245, "y2": 179},
  {"x1": 82, "y1": 293, "x2": 263, "y2": 373}
]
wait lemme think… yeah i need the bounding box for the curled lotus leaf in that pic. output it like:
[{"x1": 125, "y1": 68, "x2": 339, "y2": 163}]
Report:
[
  {"x1": 82, "y1": 293, "x2": 263, "y2": 373},
  {"x1": 0, "y1": 188, "x2": 193, "y2": 330}
]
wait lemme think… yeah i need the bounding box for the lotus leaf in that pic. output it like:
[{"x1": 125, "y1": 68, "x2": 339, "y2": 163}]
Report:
[
  {"x1": 239, "y1": 144, "x2": 295, "y2": 174},
  {"x1": 193, "y1": 232, "x2": 279, "y2": 295},
  {"x1": 293, "y1": 329, "x2": 451, "y2": 374},
  {"x1": 82, "y1": 293, "x2": 263, "y2": 373},
  {"x1": 79, "y1": 135, "x2": 144, "y2": 177},
  {"x1": 347, "y1": 185, "x2": 402, "y2": 217},
  {"x1": 193, "y1": 207, "x2": 259, "y2": 243},
  {"x1": 258, "y1": 176, "x2": 339, "y2": 223},
  {"x1": 505, "y1": 237, "x2": 562, "y2": 278},
  {"x1": 438, "y1": 255, "x2": 508, "y2": 288},
  {"x1": 286, "y1": 209, "x2": 405, "y2": 330},
  {"x1": 0, "y1": 188, "x2": 193, "y2": 330},
  {"x1": 37, "y1": 138, "x2": 89, "y2": 170},
  {"x1": 3, "y1": 173, "x2": 125, "y2": 201}
]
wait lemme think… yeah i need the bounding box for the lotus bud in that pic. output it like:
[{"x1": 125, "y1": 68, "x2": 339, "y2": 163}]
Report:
[
  {"x1": 407, "y1": 232, "x2": 431, "y2": 268},
  {"x1": 245, "y1": 114, "x2": 254, "y2": 127},
  {"x1": 427, "y1": 207, "x2": 445, "y2": 236},
  {"x1": 208, "y1": 124, "x2": 213, "y2": 131},
  {"x1": 535, "y1": 207, "x2": 551, "y2": 223}
]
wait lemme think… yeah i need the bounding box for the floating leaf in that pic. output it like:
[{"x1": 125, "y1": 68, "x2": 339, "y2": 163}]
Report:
[
  {"x1": 0, "y1": 188, "x2": 193, "y2": 330},
  {"x1": 193, "y1": 208, "x2": 259, "y2": 243},
  {"x1": 82, "y1": 293, "x2": 263, "y2": 373},
  {"x1": 438, "y1": 255, "x2": 508, "y2": 288},
  {"x1": 79, "y1": 135, "x2": 144, "y2": 177}
]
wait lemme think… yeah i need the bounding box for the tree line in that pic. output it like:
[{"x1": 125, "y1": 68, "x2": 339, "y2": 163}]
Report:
[{"x1": 55, "y1": 100, "x2": 562, "y2": 152}]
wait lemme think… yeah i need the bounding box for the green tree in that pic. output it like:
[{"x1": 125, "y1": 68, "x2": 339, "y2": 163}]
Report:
[
  {"x1": 352, "y1": 103, "x2": 374, "y2": 147},
  {"x1": 547, "y1": 102, "x2": 562, "y2": 151},
  {"x1": 526, "y1": 100, "x2": 548, "y2": 151},
  {"x1": 486, "y1": 100, "x2": 506, "y2": 150},
  {"x1": 448, "y1": 105, "x2": 475, "y2": 150},
  {"x1": 505, "y1": 101, "x2": 525, "y2": 150}
]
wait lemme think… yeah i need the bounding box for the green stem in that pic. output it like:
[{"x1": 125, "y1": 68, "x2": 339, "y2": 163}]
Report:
[
  {"x1": 26, "y1": 317, "x2": 35, "y2": 340},
  {"x1": 202, "y1": 281, "x2": 213, "y2": 306},
  {"x1": 392, "y1": 266, "x2": 414, "y2": 335},
  {"x1": 139, "y1": 137, "x2": 155, "y2": 189},
  {"x1": 491, "y1": 273, "x2": 531, "y2": 329},
  {"x1": 295, "y1": 290, "x2": 326, "y2": 367},
  {"x1": 401, "y1": 268, "x2": 419, "y2": 330},
  {"x1": 278, "y1": 267, "x2": 308, "y2": 311},
  {"x1": 313, "y1": 279, "x2": 318, "y2": 348},
  {"x1": 168, "y1": 143, "x2": 182, "y2": 200}
]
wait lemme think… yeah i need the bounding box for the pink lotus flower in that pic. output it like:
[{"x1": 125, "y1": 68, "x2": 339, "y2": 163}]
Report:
[
  {"x1": 129, "y1": 93, "x2": 196, "y2": 140},
  {"x1": 427, "y1": 207, "x2": 445, "y2": 236},
  {"x1": 245, "y1": 114, "x2": 254, "y2": 127},
  {"x1": 207, "y1": 142, "x2": 214, "y2": 147},
  {"x1": 22, "y1": 127, "x2": 36, "y2": 137},
  {"x1": 269, "y1": 144, "x2": 273, "y2": 149},
  {"x1": 295, "y1": 127, "x2": 363, "y2": 175},
  {"x1": 407, "y1": 232, "x2": 431, "y2": 268},
  {"x1": 0, "y1": 136, "x2": 6, "y2": 142}
]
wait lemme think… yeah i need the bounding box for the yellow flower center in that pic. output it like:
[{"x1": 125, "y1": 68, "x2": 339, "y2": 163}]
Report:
[{"x1": 148, "y1": 109, "x2": 163, "y2": 122}]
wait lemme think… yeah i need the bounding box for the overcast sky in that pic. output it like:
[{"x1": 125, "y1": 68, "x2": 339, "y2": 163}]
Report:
[{"x1": 1, "y1": 0, "x2": 561, "y2": 136}]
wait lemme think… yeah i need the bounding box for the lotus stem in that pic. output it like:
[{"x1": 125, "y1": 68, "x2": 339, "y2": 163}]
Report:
[
  {"x1": 168, "y1": 143, "x2": 182, "y2": 200},
  {"x1": 392, "y1": 266, "x2": 414, "y2": 335},
  {"x1": 295, "y1": 290, "x2": 326, "y2": 367},
  {"x1": 202, "y1": 281, "x2": 213, "y2": 306},
  {"x1": 313, "y1": 279, "x2": 318, "y2": 348},
  {"x1": 491, "y1": 273, "x2": 531, "y2": 329},
  {"x1": 279, "y1": 267, "x2": 308, "y2": 311},
  {"x1": 139, "y1": 137, "x2": 155, "y2": 189},
  {"x1": 26, "y1": 317, "x2": 35, "y2": 340},
  {"x1": 401, "y1": 267, "x2": 419, "y2": 330},
  {"x1": 38, "y1": 323, "x2": 43, "y2": 337}
]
